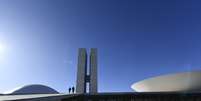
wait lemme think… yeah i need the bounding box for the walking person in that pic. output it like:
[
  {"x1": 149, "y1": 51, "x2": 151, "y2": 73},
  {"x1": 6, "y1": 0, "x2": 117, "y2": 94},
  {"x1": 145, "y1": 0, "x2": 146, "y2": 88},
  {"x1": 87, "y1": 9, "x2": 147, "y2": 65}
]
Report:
[
  {"x1": 72, "y1": 86, "x2": 75, "y2": 94},
  {"x1": 68, "y1": 87, "x2": 71, "y2": 94}
]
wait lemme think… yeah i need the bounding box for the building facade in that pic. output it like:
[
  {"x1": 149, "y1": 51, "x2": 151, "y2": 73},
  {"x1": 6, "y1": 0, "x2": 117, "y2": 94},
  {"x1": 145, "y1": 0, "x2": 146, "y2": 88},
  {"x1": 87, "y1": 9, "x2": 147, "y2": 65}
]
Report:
[{"x1": 76, "y1": 48, "x2": 98, "y2": 94}]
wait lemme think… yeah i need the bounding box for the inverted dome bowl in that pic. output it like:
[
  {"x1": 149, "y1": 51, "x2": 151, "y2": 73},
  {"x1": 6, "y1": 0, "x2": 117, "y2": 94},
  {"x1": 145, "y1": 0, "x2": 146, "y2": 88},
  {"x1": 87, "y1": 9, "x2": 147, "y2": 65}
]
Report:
[{"x1": 131, "y1": 71, "x2": 201, "y2": 92}]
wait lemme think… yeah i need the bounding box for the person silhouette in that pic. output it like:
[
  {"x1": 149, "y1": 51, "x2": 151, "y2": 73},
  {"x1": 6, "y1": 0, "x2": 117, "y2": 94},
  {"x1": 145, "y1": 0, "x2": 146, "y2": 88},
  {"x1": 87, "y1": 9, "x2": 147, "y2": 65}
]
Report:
[
  {"x1": 72, "y1": 86, "x2": 75, "y2": 94},
  {"x1": 68, "y1": 87, "x2": 71, "y2": 94}
]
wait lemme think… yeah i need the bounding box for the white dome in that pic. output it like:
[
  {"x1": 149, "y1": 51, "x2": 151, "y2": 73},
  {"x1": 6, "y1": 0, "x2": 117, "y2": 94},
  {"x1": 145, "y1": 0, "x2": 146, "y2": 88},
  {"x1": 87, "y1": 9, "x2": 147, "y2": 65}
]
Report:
[
  {"x1": 131, "y1": 71, "x2": 201, "y2": 92},
  {"x1": 4, "y1": 84, "x2": 59, "y2": 94}
]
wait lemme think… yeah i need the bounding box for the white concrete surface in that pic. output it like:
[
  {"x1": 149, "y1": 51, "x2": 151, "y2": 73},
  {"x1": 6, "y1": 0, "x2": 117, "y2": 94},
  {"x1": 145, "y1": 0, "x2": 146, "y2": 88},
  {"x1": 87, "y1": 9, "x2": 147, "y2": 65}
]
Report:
[{"x1": 0, "y1": 94, "x2": 69, "y2": 101}]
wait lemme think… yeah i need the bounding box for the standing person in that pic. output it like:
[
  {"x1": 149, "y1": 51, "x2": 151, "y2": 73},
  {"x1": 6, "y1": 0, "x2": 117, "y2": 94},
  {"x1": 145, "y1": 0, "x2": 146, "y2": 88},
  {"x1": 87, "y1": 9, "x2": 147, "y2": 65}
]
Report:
[
  {"x1": 68, "y1": 87, "x2": 71, "y2": 94},
  {"x1": 72, "y1": 86, "x2": 75, "y2": 94}
]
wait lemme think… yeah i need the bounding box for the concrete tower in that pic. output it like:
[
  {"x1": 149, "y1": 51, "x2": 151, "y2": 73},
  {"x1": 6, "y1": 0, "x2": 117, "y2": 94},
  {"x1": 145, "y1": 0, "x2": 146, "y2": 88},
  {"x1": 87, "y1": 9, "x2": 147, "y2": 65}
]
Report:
[
  {"x1": 89, "y1": 48, "x2": 98, "y2": 93},
  {"x1": 76, "y1": 48, "x2": 98, "y2": 94},
  {"x1": 76, "y1": 48, "x2": 87, "y2": 93}
]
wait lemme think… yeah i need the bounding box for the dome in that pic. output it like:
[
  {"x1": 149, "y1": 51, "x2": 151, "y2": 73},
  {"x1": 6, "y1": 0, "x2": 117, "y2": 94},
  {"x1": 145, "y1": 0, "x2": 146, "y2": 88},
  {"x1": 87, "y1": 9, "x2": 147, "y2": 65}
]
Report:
[
  {"x1": 131, "y1": 71, "x2": 201, "y2": 92},
  {"x1": 4, "y1": 84, "x2": 59, "y2": 94}
]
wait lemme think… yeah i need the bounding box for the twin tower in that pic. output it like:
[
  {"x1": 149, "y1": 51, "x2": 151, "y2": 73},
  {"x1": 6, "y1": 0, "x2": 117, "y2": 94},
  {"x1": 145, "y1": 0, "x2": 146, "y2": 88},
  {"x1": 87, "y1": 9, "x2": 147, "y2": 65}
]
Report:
[{"x1": 76, "y1": 48, "x2": 98, "y2": 94}]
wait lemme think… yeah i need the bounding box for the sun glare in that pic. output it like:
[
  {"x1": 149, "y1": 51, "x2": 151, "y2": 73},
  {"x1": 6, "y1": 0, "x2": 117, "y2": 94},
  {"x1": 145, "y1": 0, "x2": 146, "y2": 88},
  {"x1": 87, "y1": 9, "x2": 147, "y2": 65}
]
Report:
[
  {"x1": 0, "y1": 43, "x2": 6, "y2": 54},
  {"x1": 0, "y1": 43, "x2": 6, "y2": 62}
]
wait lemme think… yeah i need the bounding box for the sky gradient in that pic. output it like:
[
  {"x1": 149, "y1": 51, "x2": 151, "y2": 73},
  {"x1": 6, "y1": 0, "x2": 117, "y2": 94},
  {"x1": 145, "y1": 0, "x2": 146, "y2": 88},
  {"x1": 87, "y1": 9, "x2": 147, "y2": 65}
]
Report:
[{"x1": 1, "y1": 0, "x2": 201, "y2": 93}]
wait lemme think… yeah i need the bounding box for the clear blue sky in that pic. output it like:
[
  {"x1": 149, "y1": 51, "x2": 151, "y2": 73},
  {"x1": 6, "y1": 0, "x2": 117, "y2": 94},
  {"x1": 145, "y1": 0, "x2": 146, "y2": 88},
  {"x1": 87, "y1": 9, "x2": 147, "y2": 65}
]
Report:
[{"x1": 0, "y1": 0, "x2": 201, "y2": 93}]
